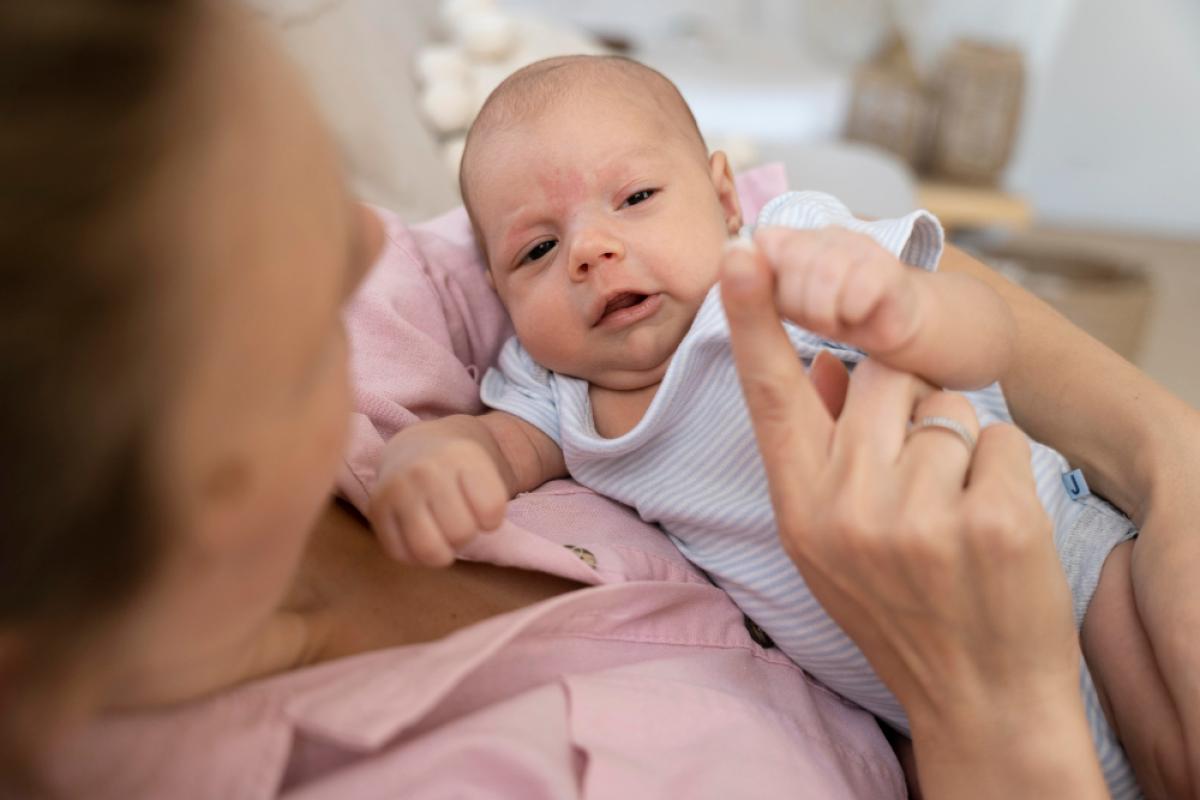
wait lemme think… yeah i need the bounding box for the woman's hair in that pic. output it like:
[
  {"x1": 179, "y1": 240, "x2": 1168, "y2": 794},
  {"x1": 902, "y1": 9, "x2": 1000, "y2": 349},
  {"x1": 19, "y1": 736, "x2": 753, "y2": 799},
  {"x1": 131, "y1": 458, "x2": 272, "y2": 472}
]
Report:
[{"x1": 0, "y1": 0, "x2": 203, "y2": 771}]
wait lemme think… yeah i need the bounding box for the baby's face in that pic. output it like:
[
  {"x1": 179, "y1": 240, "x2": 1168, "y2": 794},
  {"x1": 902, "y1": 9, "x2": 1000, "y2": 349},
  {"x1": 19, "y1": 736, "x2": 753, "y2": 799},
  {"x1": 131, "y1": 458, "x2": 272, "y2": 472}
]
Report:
[{"x1": 468, "y1": 88, "x2": 741, "y2": 391}]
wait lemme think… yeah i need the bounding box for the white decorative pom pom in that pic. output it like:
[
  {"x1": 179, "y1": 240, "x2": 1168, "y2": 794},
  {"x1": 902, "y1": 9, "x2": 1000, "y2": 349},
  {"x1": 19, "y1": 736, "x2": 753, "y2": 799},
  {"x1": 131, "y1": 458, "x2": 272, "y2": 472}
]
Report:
[
  {"x1": 457, "y1": 10, "x2": 517, "y2": 61},
  {"x1": 419, "y1": 80, "x2": 476, "y2": 133},
  {"x1": 414, "y1": 45, "x2": 471, "y2": 87},
  {"x1": 439, "y1": 0, "x2": 495, "y2": 33}
]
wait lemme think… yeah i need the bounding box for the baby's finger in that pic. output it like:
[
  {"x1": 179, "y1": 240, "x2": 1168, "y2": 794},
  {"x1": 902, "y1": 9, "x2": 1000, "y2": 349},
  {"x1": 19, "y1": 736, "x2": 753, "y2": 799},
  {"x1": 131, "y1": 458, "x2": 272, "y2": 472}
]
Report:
[
  {"x1": 839, "y1": 256, "x2": 891, "y2": 326},
  {"x1": 773, "y1": 239, "x2": 813, "y2": 324},
  {"x1": 756, "y1": 228, "x2": 821, "y2": 322},
  {"x1": 375, "y1": 507, "x2": 412, "y2": 562},
  {"x1": 461, "y1": 465, "x2": 508, "y2": 532},
  {"x1": 368, "y1": 485, "x2": 412, "y2": 559},
  {"x1": 400, "y1": 501, "x2": 458, "y2": 566},
  {"x1": 721, "y1": 238, "x2": 833, "y2": 516},
  {"x1": 800, "y1": 244, "x2": 850, "y2": 335},
  {"x1": 422, "y1": 481, "x2": 481, "y2": 550}
]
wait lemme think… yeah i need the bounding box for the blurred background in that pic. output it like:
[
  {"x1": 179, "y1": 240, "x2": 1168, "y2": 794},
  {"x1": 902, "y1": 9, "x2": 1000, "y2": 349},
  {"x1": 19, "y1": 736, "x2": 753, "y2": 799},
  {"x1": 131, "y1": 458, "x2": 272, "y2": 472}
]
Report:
[{"x1": 250, "y1": 0, "x2": 1199, "y2": 405}]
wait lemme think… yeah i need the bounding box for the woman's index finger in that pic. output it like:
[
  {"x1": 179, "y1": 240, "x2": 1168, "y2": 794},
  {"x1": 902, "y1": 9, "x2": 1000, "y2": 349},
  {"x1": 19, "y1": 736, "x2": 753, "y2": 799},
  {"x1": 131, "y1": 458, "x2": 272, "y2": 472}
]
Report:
[{"x1": 720, "y1": 239, "x2": 833, "y2": 511}]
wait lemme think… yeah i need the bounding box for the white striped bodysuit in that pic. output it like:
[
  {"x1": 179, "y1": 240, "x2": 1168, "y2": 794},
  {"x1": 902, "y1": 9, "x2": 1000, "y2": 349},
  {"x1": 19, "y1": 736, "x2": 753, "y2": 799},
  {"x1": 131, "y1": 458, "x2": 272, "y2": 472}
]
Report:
[{"x1": 481, "y1": 191, "x2": 1141, "y2": 797}]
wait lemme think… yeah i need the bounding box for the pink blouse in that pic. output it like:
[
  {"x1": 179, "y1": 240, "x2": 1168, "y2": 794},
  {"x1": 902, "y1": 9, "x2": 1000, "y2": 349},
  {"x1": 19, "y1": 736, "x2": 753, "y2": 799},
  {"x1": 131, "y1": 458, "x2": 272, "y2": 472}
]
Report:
[{"x1": 48, "y1": 167, "x2": 905, "y2": 798}]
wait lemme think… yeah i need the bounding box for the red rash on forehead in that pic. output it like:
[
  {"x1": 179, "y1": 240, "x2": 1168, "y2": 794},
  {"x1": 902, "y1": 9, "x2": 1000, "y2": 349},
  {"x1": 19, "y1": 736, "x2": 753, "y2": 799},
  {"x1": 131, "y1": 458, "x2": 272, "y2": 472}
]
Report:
[
  {"x1": 479, "y1": 100, "x2": 676, "y2": 266},
  {"x1": 536, "y1": 165, "x2": 587, "y2": 207},
  {"x1": 495, "y1": 164, "x2": 588, "y2": 260}
]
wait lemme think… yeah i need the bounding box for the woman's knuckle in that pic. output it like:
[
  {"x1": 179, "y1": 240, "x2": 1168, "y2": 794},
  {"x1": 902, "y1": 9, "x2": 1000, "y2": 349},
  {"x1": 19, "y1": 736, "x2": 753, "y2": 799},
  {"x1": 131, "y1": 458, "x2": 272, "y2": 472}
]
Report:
[
  {"x1": 963, "y1": 497, "x2": 1007, "y2": 536},
  {"x1": 894, "y1": 512, "x2": 951, "y2": 563},
  {"x1": 964, "y1": 498, "x2": 1037, "y2": 558},
  {"x1": 830, "y1": 502, "x2": 888, "y2": 557}
]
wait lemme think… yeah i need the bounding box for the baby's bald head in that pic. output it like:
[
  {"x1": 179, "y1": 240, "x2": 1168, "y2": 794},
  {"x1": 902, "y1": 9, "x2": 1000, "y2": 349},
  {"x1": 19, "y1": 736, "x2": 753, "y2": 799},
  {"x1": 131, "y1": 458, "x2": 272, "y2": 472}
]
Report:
[{"x1": 459, "y1": 55, "x2": 707, "y2": 217}]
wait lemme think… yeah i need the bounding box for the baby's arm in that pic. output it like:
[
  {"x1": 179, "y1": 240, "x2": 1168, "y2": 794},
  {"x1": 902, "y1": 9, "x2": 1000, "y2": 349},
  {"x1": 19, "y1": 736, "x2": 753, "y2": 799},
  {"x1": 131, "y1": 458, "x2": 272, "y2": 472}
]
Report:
[
  {"x1": 368, "y1": 412, "x2": 566, "y2": 565},
  {"x1": 750, "y1": 228, "x2": 1015, "y2": 390}
]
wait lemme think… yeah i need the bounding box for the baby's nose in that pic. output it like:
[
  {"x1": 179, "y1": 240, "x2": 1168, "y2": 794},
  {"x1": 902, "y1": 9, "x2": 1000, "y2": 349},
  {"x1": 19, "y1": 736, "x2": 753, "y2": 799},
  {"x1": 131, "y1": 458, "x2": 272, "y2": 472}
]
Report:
[{"x1": 570, "y1": 232, "x2": 625, "y2": 279}]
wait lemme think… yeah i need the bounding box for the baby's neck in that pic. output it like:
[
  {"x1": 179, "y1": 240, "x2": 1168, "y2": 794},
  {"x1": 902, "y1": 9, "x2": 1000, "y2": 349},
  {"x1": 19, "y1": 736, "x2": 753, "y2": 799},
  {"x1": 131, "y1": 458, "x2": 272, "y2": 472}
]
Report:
[{"x1": 589, "y1": 380, "x2": 661, "y2": 439}]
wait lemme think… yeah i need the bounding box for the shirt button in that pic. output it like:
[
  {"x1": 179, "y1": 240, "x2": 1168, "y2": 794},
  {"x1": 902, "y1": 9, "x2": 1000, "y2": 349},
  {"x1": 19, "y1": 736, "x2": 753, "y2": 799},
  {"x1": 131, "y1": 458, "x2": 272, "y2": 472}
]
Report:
[
  {"x1": 743, "y1": 615, "x2": 775, "y2": 649},
  {"x1": 564, "y1": 545, "x2": 598, "y2": 569}
]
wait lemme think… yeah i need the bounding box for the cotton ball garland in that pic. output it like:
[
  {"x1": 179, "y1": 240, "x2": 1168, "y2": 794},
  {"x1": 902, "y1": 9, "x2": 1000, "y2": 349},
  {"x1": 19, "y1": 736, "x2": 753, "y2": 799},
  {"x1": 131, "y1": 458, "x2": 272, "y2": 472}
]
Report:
[
  {"x1": 439, "y1": 0, "x2": 495, "y2": 34},
  {"x1": 420, "y1": 1, "x2": 611, "y2": 177},
  {"x1": 420, "y1": 79, "x2": 476, "y2": 133},
  {"x1": 456, "y1": 10, "x2": 517, "y2": 61},
  {"x1": 414, "y1": 44, "x2": 471, "y2": 87}
]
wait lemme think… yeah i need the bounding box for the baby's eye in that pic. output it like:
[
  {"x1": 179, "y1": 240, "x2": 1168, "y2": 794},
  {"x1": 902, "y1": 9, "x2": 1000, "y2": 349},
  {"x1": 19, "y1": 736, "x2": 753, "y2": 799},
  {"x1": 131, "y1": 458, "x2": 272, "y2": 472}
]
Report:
[
  {"x1": 522, "y1": 239, "x2": 557, "y2": 264},
  {"x1": 623, "y1": 189, "x2": 656, "y2": 207}
]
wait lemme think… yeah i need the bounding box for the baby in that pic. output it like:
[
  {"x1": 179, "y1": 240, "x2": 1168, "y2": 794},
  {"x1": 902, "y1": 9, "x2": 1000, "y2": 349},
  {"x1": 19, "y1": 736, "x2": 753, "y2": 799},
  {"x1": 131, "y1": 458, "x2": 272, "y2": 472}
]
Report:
[{"x1": 372, "y1": 55, "x2": 1167, "y2": 797}]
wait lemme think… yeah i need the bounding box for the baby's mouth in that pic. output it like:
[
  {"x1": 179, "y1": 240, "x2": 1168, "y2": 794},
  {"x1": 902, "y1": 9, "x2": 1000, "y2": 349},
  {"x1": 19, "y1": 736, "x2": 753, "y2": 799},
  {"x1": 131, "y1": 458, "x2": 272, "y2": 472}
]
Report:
[
  {"x1": 602, "y1": 292, "x2": 648, "y2": 319},
  {"x1": 595, "y1": 292, "x2": 662, "y2": 329}
]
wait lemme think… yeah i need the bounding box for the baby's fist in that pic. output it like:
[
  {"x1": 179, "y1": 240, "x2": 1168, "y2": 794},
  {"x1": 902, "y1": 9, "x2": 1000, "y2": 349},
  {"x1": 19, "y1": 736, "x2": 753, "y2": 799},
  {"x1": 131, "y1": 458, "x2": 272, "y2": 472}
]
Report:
[
  {"x1": 755, "y1": 227, "x2": 923, "y2": 356},
  {"x1": 369, "y1": 430, "x2": 508, "y2": 566}
]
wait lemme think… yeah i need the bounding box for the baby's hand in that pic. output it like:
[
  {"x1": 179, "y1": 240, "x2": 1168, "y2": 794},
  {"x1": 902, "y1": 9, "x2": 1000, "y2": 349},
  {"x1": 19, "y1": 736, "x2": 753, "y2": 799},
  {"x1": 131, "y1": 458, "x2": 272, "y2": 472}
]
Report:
[
  {"x1": 752, "y1": 227, "x2": 924, "y2": 356},
  {"x1": 369, "y1": 426, "x2": 509, "y2": 566}
]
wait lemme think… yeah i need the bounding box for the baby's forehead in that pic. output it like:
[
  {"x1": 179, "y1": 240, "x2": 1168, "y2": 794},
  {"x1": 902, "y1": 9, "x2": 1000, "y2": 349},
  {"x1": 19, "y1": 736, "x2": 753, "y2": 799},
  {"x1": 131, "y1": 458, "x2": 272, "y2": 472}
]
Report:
[
  {"x1": 460, "y1": 58, "x2": 706, "y2": 228},
  {"x1": 473, "y1": 58, "x2": 701, "y2": 146},
  {"x1": 480, "y1": 72, "x2": 693, "y2": 143}
]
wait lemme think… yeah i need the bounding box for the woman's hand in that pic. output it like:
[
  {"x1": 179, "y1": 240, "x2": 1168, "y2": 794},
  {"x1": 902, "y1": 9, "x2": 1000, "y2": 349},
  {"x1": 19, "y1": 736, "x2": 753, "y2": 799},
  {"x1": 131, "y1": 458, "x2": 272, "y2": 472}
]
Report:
[{"x1": 719, "y1": 238, "x2": 1108, "y2": 798}]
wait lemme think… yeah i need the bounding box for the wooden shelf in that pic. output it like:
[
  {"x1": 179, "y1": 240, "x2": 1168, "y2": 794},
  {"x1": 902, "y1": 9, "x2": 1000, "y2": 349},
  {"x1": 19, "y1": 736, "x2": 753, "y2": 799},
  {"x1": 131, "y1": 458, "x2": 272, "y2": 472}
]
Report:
[{"x1": 917, "y1": 180, "x2": 1032, "y2": 231}]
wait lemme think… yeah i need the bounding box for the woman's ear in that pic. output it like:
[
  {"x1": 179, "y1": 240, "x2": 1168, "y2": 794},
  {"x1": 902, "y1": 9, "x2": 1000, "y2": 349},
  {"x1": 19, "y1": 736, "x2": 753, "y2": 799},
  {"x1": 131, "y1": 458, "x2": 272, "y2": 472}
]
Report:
[{"x1": 708, "y1": 151, "x2": 743, "y2": 236}]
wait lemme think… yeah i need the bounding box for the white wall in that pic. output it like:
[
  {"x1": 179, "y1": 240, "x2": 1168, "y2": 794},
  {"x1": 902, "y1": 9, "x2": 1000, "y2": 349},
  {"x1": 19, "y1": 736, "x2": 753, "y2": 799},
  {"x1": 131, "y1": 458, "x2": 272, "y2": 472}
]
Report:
[
  {"x1": 1006, "y1": 0, "x2": 1200, "y2": 237},
  {"x1": 503, "y1": 0, "x2": 1200, "y2": 237}
]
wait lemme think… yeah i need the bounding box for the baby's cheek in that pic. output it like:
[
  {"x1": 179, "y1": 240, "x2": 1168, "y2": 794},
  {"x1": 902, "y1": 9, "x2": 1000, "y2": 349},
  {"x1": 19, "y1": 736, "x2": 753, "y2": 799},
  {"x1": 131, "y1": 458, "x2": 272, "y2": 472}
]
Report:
[{"x1": 515, "y1": 312, "x2": 575, "y2": 372}]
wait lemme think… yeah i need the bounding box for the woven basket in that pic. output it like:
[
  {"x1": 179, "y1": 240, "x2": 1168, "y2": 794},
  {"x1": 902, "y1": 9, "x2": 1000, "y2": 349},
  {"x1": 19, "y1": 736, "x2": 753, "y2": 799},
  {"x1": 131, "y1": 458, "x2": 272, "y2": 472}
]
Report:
[
  {"x1": 843, "y1": 39, "x2": 933, "y2": 167},
  {"x1": 926, "y1": 41, "x2": 1024, "y2": 184}
]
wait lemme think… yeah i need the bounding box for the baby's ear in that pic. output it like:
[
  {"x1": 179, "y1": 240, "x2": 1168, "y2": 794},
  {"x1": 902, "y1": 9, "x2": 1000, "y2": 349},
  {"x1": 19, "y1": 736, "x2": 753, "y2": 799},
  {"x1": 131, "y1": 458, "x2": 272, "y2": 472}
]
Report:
[{"x1": 708, "y1": 151, "x2": 743, "y2": 235}]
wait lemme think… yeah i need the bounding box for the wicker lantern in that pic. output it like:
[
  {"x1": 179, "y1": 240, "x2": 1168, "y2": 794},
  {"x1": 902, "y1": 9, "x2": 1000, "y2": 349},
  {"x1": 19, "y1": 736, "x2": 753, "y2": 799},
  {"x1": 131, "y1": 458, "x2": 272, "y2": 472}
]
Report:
[
  {"x1": 844, "y1": 39, "x2": 933, "y2": 167},
  {"x1": 925, "y1": 41, "x2": 1024, "y2": 184}
]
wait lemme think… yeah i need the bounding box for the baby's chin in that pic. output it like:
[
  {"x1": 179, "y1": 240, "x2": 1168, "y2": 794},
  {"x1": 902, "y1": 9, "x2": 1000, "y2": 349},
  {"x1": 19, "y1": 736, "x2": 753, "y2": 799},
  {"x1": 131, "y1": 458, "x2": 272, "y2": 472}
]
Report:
[{"x1": 580, "y1": 349, "x2": 678, "y2": 392}]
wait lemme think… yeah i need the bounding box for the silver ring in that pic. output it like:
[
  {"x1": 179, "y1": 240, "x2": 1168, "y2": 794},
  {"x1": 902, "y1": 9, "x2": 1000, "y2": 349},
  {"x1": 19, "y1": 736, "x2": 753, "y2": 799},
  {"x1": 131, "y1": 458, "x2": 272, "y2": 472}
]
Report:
[{"x1": 908, "y1": 416, "x2": 976, "y2": 453}]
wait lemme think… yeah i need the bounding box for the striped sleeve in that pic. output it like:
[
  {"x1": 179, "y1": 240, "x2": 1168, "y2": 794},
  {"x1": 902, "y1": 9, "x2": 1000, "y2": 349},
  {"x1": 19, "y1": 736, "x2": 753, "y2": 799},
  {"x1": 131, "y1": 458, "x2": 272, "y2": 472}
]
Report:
[
  {"x1": 755, "y1": 190, "x2": 944, "y2": 271},
  {"x1": 479, "y1": 336, "x2": 562, "y2": 445}
]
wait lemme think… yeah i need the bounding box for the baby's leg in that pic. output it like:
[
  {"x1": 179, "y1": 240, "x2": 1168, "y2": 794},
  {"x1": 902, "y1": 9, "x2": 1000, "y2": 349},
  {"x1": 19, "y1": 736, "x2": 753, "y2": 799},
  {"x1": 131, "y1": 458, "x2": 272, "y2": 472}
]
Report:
[{"x1": 1083, "y1": 539, "x2": 1193, "y2": 798}]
